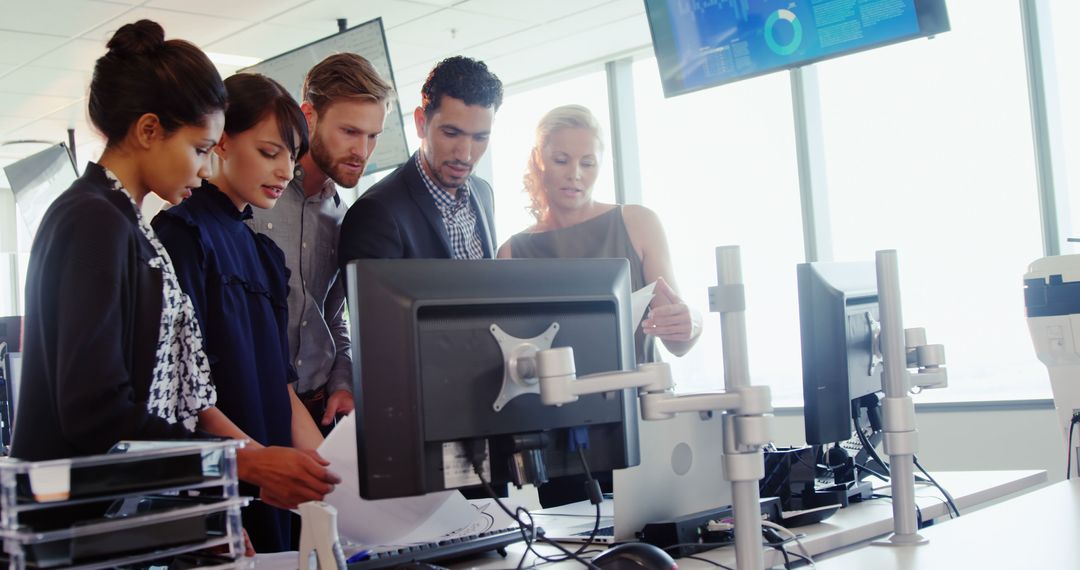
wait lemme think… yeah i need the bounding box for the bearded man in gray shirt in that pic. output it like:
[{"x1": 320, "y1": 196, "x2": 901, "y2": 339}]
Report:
[{"x1": 247, "y1": 54, "x2": 393, "y2": 430}]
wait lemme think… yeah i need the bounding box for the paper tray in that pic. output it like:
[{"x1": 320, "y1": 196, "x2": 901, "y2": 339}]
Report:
[
  {"x1": 1, "y1": 496, "x2": 243, "y2": 568},
  {"x1": 6, "y1": 440, "x2": 232, "y2": 505}
]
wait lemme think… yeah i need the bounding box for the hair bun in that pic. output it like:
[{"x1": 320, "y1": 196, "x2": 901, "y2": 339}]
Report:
[{"x1": 106, "y1": 19, "x2": 166, "y2": 56}]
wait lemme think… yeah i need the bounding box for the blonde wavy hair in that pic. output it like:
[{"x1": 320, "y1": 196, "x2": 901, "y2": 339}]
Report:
[{"x1": 524, "y1": 104, "x2": 605, "y2": 222}]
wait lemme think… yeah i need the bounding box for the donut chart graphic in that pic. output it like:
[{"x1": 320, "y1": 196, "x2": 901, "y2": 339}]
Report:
[{"x1": 764, "y1": 9, "x2": 803, "y2": 56}]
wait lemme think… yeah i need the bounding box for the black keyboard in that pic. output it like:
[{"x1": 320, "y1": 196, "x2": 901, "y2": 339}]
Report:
[{"x1": 347, "y1": 527, "x2": 524, "y2": 569}]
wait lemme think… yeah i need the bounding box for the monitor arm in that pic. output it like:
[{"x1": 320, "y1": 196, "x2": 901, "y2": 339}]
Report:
[
  {"x1": 537, "y1": 353, "x2": 771, "y2": 445},
  {"x1": 536, "y1": 246, "x2": 773, "y2": 570}
]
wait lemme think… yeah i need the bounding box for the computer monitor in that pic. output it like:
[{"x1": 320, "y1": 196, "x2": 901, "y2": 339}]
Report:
[
  {"x1": 797, "y1": 261, "x2": 882, "y2": 446},
  {"x1": 345, "y1": 258, "x2": 641, "y2": 500},
  {"x1": 4, "y1": 142, "x2": 78, "y2": 244},
  {"x1": 644, "y1": 0, "x2": 950, "y2": 97},
  {"x1": 240, "y1": 17, "x2": 409, "y2": 175}
]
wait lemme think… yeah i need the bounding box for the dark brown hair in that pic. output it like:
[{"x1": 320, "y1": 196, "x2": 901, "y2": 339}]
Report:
[
  {"x1": 224, "y1": 74, "x2": 309, "y2": 161},
  {"x1": 421, "y1": 56, "x2": 503, "y2": 119},
  {"x1": 88, "y1": 20, "x2": 227, "y2": 145}
]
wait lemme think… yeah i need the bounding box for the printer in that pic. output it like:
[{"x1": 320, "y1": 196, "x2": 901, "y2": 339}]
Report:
[{"x1": 1024, "y1": 255, "x2": 1080, "y2": 451}]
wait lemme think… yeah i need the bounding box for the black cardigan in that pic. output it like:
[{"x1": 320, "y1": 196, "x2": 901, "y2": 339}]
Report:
[
  {"x1": 10, "y1": 163, "x2": 195, "y2": 461},
  {"x1": 338, "y1": 152, "x2": 496, "y2": 265}
]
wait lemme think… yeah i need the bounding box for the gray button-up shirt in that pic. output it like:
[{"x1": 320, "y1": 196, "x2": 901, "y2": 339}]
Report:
[{"x1": 246, "y1": 166, "x2": 352, "y2": 395}]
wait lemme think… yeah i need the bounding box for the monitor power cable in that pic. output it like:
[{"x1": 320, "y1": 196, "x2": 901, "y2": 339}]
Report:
[
  {"x1": 760, "y1": 520, "x2": 815, "y2": 568},
  {"x1": 852, "y1": 407, "x2": 891, "y2": 478},
  {"x1": 464, "y1": 438, "x2": 602, "y2": 570},
  {"x1": 909, "y1": 456, "x2": 959, "y2": 519},
  {"x1": 1067, "y1": 411, "x2": 1080, "y2": 480}
]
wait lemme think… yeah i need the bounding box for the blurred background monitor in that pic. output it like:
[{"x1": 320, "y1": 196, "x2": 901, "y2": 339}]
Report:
[
  {"x1": 797, "y1": 261, "x2": 882, "y2": 446},
  {"x1": 644, "y1": 0, "x2": 950, "y2": 97},
  {"x1": 241, "y1": 17, "x2": 409, "y2": 175},
  {"x1": 345, "y1": 258, "x2": 640, "y2": 500},
  {"x1": 3, "y1": 143, "x2": 78, "y2": 247},
  {"x1": 0, "y1": 315, "x2": 21, "y2": 454}
]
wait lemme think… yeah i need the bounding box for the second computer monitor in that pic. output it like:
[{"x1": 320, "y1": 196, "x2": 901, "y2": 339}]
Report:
[
  {"x1": 345, "y1": 258, "x2": 641, "y2": 500},
  {"x1": 797, "y1": 261, "x2": 882, "y2": 445}
]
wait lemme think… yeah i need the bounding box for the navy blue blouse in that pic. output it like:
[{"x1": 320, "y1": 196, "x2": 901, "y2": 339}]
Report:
[{"x1": 152, "y1": 181, "x2": 295, "y2": 552}]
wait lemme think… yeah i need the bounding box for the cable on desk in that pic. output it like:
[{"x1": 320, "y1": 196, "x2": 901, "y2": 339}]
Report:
[
  {"x1": 912, "y1": 456, "x2": 959, "y2": 518},
  {"x1": 786, "y1": 550, "x2": 814, "y2": 567},
  {"x1": 760, "y1": 520, "x2": 815, "y2": 568},
  {"x1": 767, "y1": 535, "x2": 792, "y2": 569},
  {"x1": 868, "y1": 493, "x2": 926, "y2": 527},
  {"x1": 464, "y1": 437, "x2": 603, "y2": 570},
  {"x1": 1067, "y1": 412, "x2": 1080, "y2": 480},
  {"x1": 852, "y1": 411, "x2": 891, "y2": 478},
  {"x1": 764, "y1": 532, "x2": 817, "y2": 569},
  {"x1": 852, "y1": 462, "x2": 890, "y2": 483}
]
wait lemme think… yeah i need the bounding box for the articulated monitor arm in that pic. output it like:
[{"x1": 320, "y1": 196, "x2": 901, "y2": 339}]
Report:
[
  {"x1": 537, "y1": 352, "x2": 772, "y2": 451},
  {"x1": 535, "y1": 245, "x2": 773, "y2": 570}
]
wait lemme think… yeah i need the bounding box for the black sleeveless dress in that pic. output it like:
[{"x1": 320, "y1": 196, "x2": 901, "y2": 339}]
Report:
[{"x1": 509, "y1": 206, "x2": 656, "y2": 364}]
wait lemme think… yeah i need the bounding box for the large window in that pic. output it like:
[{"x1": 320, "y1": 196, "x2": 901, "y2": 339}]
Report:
[
  {"x1": 1050, "y1": 0, "x2": 1080, "y2": 244},
  {"x1": 632, "y1": 57, "x2": 805, "y2": 403},
  {"x1": 487, "y1": 69, "x2": 615, "y2": 247},
  {"x1": 816, "y1": 0, "x2": 1047, "y2": 401}
]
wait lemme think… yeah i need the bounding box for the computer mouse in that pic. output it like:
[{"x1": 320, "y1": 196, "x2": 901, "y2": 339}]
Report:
[{"x1": 590, "y1": 542, "x2": 678, "y2": 570}]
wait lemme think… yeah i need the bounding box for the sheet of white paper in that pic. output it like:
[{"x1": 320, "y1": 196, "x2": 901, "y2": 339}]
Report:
[
  {"x1": 317, "y1": 413, "x2": 482, "y2": 546},
  {"x1": 632, "y1": 281, "x2": 657, "y2": 329}
]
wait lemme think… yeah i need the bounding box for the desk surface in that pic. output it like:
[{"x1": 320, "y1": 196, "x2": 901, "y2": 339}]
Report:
[
  {"x1": 466, "y1": 470, "x2": 1047, "y2": 569},
  {"x1": 814, "y1": 477, "x2": 1079, "y2": 568}
]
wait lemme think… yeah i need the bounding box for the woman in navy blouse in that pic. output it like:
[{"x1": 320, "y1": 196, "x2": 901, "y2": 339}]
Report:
[{"x1": 153, "y1": 73, "x2": 334, "y2": 553}]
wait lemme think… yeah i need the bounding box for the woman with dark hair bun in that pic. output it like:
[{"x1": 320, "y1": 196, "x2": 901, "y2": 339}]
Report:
[
  {"x1": 11, "y1": 22, "x2": 338, "y2": 554},
  {"x1": 13, "y1": 19, "x2": 228, "y2": 460},
  {"x1": 152, "y1": 73, "x2": 333, "y2": 553}
]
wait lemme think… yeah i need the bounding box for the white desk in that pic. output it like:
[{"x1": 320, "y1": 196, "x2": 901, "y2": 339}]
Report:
[
  {"x1": 814, "y1": 477, "x2": 1080, "y2": 568},
  {"x1": 464, "y1": 470, "x2": 1046, "y2": 569}
]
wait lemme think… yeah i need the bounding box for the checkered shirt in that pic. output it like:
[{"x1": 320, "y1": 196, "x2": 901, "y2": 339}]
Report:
[{"x1": 415, "y1": 153, "x2": 485, "y2": 259}]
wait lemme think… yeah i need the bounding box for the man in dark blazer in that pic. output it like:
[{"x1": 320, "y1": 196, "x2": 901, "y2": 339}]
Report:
[{"x1": 339, "y1": 56, "x2": 503, "y2": 263}]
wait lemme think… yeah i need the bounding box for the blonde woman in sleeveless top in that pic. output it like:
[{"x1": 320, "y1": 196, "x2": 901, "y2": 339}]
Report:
[{"x1": 497, "y1": 105, "x2": 701, "y2": 362}]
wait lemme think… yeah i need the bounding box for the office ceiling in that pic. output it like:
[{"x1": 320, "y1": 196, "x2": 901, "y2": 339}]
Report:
[{"x1": 0, "y1": 0, "x2": 651, "y2": 172}]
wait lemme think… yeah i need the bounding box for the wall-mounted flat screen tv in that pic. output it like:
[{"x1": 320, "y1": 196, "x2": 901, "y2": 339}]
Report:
[{"x1": 644, "y1": 0, "x2": 950, "y2": 97}]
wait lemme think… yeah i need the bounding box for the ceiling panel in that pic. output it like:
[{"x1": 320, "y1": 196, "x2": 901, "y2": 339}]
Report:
[
  {"x1": 455, "y1": 0, "x2": 612, "y2": 24},
  {"x1": 41, "y1": 101, "x2": 91, "y2": 128},
  {"x1": 386, "y1": 8, "x2": 529, "y2": 50},
  {"x1": 145, "y1": 0, "x2": 309, "y2": 22},
  {"x1": 484, "y1": 16, "x2": 650, "y2": 87},
  {"x1": 3, "y1": 1, "x2": 135, "y2": 38},
  {"x1": 403, "y1": 0, "x2": 467, "y2": 7},
  {"x1": 387, "y1": 39, "x2": 450, "y2": 76},
  {"x1": 32, "y1": 38, "x2": 108, "y2": 72},
  {"x1": 0, "y1": 93, "x2": 82, "y2": 121},
  {"x1": 204, "y1": 23, "x2": 331, "y2": 60},
  {"x1": 2, "y1": 118, "x2": 81, "y2": 145},
  {"x1": 0, "y1": 116, "x2": 29, "y2": 136},
  {"x1": 0, "y1": 32, "x2": 68, "y2": 67},
  {"x1": 85, "y1": 7, "x2": 253, "y2": 47},
  {"x1": 465, "y1": 4, "x2": 646, "y2": 75},
  {"x1": 0, "y1": 67, "x2": 90, "y2": 99},
  {"x1": 268, "y1": 0, "x2": 440, "y2": 31}
]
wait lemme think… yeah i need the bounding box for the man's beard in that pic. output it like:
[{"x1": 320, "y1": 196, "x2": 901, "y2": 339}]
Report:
[{"x1": 310, "y1": 130, "x2": 363, "y2": 188}]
